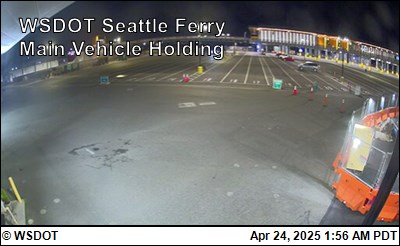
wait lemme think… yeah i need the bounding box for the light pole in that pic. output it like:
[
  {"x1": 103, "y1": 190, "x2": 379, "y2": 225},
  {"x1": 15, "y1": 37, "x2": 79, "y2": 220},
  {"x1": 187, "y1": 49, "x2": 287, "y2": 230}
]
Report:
[
  {"x1": 301, "y1": 38, "x2": 305, "y2": 60},
  {"x1": 340, "y1": 50, "x2": 344, "y2": 77}
]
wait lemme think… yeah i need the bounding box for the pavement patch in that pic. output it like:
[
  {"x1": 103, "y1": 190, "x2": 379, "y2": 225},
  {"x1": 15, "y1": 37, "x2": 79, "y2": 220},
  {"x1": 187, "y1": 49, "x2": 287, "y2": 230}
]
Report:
[{"x1": 68, "y1": 139, "x2": 134, "y2": 170}]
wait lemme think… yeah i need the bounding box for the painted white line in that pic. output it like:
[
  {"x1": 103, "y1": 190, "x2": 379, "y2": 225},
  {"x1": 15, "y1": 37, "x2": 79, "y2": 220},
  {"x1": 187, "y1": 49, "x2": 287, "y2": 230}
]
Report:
[
  {"x1": 127, "y1": 88, "x2": 133, "y2": 91},
  {"x1": 346, "y1": 66, "x2": 399, "y2": 89},
  {"x1": 199, "y1": 101, "x2": 216, "y2": 106},
  {"x1": 320, "y1": 69, "x2": 383, "y2": 94},
  {"x1": 259, "y1": 57, "x2": 270, "y2": 85},
  {"x1": 190, "y1": 59, "x2": 228, "y2": 81},
  {"x1": 261, "y1": 57, "x2": 275, "y2": 80},
  {"x1": 178, "y1": 102, "x2": 197, "y2": 108},
  {"x1": 85, "y1": 148, "x2": 95, "y2": 155},
  {"x1": 298, "y1": 72, "x2": 316, "y2": 86},
  {"x1": 207, "y1": 78, "x2": 212, "y2": 82},
  {"x1": 311, "y1": 73, "x2": 342, "y2": 91},
  {"x1": 156, "y1": 65, "x2": 196, "y2": 81},
  {"x1": 219, "y1": 55, "x2": 246, "y2": 83},
  {"x1": 244, "y1": 56, "x2": 253, "y2": 84},
  {"x1": 270, "y1": 58, "x2": 302, "y2": 88},
  {"x1": 234, "y1": 79, "x2": 238, "y2": 83},
  {"x1": 288, "y1": 82, "x2": 292, "y2": 87}
]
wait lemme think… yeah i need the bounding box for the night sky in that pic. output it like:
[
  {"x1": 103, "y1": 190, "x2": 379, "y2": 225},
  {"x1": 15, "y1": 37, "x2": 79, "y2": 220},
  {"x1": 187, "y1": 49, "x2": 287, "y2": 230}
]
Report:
[{"x1": 2, "y1": 1, "x2": 399, "y2": 68}]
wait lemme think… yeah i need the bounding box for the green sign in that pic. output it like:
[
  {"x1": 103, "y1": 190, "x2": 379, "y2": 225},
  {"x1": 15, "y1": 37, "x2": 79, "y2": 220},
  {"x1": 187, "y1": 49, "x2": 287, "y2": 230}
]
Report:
[
  {"x1": 99, "y1": 75, "x2": 110, "y2": 85},
  {"x1": 273, "y1": 79, "x2": 283, "y2": 90}
]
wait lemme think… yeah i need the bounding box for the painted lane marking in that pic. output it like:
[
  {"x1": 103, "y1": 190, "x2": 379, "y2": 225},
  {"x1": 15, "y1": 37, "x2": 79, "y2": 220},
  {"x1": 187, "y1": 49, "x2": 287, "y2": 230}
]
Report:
[
  {"x1": 244, "y1": 56, "x2": 253, "y2": 84},
  {"x1": 219, "y1": 55, "x2": 246, "y2": 83},
  {"x1": 178, "y1": 102, "x2": 197, "y2": 108},
  {"x1": 270, "y1": 58, "x2": 302, "y2": 88},
  {"x1": 199, "y1": 101, "x2": 216, "y2": 106},
  {"x1": 156, "y1": 65, "x2": 198, "y2": 81},
  {"x1": 261, "y1": 57, "x2": 275, "y2": 80},
  {"x1": 311, "y1": 73, "x2": 342, "y2": 91},
  {"x1": 259, "y1": 56, "x2": 270, "y2": 85},
  {"x1": 85, "y1": 148, "x2": 95, "y2": 155}
]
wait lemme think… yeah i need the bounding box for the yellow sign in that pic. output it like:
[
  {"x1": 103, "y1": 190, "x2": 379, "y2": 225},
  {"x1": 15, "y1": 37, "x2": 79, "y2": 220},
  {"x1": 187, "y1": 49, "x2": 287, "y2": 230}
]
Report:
[
  {"x1": 317, "y1": 35, "x2": 327, "y2": 48},
  {"x1": 328, "y1": 37, "x2": 338, "y2": 50},
  {"x1": 340, "y1": 40, "x2": 349, "y2": 51}
]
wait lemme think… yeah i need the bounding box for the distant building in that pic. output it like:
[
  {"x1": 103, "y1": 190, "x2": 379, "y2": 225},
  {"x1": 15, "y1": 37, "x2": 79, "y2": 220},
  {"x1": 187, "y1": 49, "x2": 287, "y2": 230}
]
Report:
[{"x1": 249, "y1": 26, "x2": 399, "y2": 74}]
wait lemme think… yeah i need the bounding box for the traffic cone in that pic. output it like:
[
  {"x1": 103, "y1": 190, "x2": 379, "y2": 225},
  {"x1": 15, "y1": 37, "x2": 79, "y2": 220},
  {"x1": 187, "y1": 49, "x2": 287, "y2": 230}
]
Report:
[
  {"x1": 323, "y1": 94, "x2": 328, "y2": 107},
  {"x1": 292, "y1": 86, "x2": 297, "y2": 95},
  {"x1": 339, "y1": 99, "x2": 345, "y2": 113},
  {"x1": 308, "y1": 87, "x2": 314, "y2": 101},
  {"x1": 183, "y1": 74, "x2": 190, "y2": 83}
]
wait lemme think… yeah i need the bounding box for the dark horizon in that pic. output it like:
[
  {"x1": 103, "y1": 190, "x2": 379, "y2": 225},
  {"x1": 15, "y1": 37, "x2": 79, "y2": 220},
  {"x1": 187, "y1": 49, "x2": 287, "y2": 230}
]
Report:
[{"x1": 2, "y1": 1, "x2": 399, "y2": 69}]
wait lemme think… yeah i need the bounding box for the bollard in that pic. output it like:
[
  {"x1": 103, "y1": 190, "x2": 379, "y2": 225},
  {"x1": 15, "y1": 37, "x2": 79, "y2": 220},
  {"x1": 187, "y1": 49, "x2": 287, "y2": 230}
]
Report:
[
  {"x1": 340, "y1": 99, "x2": 346, "y2": 113},
  {"x1": 197, "y1": 66, "x2": 203, "y2": 74},
  {"x1": 8, "y1": 177, "x2": 22, "y2": 203},
  {"x1": 323, "y1": 94, "x2": 328, "y2": 107},
  {"x1": 308, "y1": 87, "x2": 314, "y2": 101},
  {"x1": 293, "y1": 86, "x2": 297, "y2": 95},
  {"x1": 313, "y1": 81, "x2": 318, "y2": 92}
]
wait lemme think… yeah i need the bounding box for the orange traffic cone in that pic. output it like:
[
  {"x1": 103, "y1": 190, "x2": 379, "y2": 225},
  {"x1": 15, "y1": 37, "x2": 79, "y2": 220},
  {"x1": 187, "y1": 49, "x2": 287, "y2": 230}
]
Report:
[
  {"x1": 339, "y1": 99, "x2": 345, "y2": 113},
  {"x1": 308, "y1": 87, "x2": 314, "y2": 101},
  {"x1": 293, "y1": 86, "x2": 297, "y2": 95},
  {"x1": 183, "y1": 74, "x2": 190, "y2": 83},
  {"x1": 323, "y1": 94, "x2": 328, "y2": 107}
]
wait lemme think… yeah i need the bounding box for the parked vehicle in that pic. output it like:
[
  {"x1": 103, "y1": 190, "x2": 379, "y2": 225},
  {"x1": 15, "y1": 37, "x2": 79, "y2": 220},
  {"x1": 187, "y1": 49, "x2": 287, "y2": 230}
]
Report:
[
  {"x1": 283, "y1": 56, "x2": 295, "y2": 61},
  {"x1": 298, "y1": 61, "x2": 320, "y2": 71}
]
